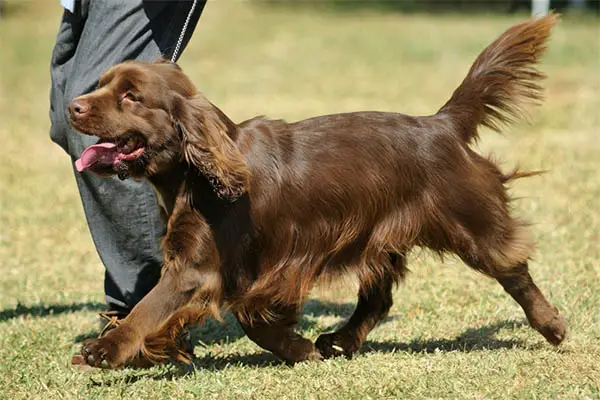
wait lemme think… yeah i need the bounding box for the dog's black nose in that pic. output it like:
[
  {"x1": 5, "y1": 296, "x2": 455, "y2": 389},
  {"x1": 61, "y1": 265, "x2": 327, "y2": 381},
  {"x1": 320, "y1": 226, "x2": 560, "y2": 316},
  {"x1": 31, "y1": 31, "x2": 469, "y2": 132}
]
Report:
[{"x1": 69, "y1": 99, "x2": 90, "y2": 119}]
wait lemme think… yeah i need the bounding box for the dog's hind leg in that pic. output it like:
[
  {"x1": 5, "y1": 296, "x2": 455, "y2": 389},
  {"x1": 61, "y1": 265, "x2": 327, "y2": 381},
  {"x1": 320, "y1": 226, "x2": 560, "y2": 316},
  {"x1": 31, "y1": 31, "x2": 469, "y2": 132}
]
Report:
[
  {"x1": 235, "y1": 305, "x2": 323, "y2": 364},
  {"x1": 458, "y1": 222, "x2": 567, "y2": 346},
  {"x1": 315, "y1": 253, "x2": 405, "y2": 358},
  {"x1": 496, "y1": 262, "x2": 566, "y2": 345}
]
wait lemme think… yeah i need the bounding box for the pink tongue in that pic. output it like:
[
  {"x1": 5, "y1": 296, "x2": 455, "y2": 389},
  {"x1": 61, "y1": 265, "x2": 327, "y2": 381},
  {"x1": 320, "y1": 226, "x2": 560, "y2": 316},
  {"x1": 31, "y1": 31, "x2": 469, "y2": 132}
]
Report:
[{"x1": 75, "y1": 142, "x2": 119, "y2": 172}]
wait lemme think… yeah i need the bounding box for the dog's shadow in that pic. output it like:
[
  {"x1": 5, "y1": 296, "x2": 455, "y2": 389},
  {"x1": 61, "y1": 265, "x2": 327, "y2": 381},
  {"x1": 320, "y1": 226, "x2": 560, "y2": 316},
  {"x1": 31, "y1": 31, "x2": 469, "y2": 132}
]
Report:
[
  {"x1": 186, "y1": 319, "x2": 529, "y2": 371},
  {"x1": 0, "y1": 299, "x2": 534, "y2": 383},
  {"x1": 361, "y1": 319, "x2": 531, "y2": 354},
  {"x1": 85, "y1": 300, "x2": 536, "y2": 385},
  {"x1": 91, "y1": 317, "x2": 533, "y2": 386}
]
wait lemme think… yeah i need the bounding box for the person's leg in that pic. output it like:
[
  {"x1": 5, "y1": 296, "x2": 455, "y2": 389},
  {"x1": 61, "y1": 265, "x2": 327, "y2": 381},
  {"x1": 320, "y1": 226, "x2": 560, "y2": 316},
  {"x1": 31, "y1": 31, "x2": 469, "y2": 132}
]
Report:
[{"x1": 49, "y1": 0, "x2": 206, "y2": 312}]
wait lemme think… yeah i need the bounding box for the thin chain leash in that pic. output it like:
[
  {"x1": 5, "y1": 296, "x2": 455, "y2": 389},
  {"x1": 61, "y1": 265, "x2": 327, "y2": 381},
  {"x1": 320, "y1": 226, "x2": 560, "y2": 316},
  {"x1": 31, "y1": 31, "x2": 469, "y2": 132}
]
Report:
[{"x1": 171, "y1": 0, "x2": 199, "y2": 62}]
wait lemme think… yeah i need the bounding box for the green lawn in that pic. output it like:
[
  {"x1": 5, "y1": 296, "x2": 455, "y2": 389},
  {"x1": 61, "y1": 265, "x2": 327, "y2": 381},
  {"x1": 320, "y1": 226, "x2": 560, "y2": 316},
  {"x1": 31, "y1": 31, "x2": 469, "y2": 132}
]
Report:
[{"x1": 1, "y1": 1, "x2": 599, "y2": 399}]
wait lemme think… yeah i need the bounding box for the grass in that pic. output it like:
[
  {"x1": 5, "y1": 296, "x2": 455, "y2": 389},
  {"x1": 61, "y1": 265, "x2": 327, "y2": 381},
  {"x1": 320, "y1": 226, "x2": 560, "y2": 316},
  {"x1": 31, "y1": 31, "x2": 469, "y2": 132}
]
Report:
[{"x1": 1, "y1": 1, "x2": 599, "y2": 399}]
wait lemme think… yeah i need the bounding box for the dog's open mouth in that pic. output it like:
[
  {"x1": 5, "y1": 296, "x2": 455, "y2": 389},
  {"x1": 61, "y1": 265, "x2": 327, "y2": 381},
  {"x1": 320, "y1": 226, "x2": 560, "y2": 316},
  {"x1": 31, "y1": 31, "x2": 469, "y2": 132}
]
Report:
[{"x1": 75, "y1": 134, "x2": 146, "y2": 173}]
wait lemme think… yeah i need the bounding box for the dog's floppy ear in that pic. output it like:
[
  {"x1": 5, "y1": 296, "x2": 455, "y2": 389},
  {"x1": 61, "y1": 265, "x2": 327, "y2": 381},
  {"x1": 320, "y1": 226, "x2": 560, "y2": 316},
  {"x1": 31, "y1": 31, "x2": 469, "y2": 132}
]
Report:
[{"x1": 173, "y1": 94, "x2": 250, "y2": 202}]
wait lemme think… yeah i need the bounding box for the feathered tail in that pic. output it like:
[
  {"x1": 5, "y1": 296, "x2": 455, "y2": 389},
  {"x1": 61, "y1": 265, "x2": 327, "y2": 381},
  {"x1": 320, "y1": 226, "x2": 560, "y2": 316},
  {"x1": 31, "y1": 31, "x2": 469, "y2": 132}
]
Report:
[{"x1": 438, "y1": 12, "x2": 559, "y2": 142}]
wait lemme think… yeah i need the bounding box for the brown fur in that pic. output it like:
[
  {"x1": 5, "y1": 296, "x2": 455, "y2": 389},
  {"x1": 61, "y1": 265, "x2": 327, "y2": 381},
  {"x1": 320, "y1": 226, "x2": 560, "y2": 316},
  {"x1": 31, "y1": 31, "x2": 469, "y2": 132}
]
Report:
[{"x1": 70, "y1": 14, "x2": 566, "y2": 369}]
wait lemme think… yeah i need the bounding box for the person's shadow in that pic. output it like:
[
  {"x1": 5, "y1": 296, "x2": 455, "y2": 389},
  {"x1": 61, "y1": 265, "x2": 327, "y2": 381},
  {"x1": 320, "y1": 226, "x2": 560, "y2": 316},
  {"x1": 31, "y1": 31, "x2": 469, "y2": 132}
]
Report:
[{"x1": 0, "y1": 301, "x2": 105, "y2": 322}]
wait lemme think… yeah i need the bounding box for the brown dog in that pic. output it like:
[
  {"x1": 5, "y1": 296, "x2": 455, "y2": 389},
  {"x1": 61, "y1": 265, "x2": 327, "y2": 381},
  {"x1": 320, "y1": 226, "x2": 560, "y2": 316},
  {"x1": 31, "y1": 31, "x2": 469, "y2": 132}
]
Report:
[{"x1": 69, "y1": 13, "x2": 565, "y2": 368}]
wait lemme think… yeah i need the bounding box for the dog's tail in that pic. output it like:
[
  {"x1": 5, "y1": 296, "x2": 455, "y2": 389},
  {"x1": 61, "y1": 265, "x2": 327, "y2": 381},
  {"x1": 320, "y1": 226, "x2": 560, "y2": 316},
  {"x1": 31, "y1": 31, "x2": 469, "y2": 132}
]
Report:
[{"x1": 437, "y1": 12, "x2": 558, "y2": 143}]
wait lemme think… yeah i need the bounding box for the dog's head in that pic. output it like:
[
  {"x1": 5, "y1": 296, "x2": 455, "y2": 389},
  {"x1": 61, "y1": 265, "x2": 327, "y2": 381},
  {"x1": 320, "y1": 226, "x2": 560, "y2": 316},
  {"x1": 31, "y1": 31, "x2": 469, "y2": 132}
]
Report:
[{"x1": 70, "y1": 59, "x2": 249, "y2": 201}]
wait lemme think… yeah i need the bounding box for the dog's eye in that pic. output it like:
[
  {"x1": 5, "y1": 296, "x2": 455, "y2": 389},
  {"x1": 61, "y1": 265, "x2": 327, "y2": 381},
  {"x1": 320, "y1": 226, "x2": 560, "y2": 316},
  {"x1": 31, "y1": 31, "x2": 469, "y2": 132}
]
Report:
[{"x1": 123, "y1": 92, "x2": 138, "y2": 102}]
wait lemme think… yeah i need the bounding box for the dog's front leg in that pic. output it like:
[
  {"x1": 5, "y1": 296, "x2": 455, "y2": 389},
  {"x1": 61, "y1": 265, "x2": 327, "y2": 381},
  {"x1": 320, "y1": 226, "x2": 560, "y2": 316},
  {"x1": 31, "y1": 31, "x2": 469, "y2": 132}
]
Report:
[
  {"x1": 80, "y1": 264, "x2": 215, "y2": 368},
  {"x1": 81, "y1": 198, "x2": 222, "y2": 368}
]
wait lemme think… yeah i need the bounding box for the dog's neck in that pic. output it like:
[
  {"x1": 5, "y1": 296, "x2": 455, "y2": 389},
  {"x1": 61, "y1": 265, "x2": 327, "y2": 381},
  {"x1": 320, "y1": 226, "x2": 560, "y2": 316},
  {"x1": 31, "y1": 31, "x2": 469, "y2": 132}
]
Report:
[
  {"x1": 147, "y1": 161, "x2": 238, "y2": 223},
  {"x1": 147, "y1": 163, "x2": 187, "y2": 217}
]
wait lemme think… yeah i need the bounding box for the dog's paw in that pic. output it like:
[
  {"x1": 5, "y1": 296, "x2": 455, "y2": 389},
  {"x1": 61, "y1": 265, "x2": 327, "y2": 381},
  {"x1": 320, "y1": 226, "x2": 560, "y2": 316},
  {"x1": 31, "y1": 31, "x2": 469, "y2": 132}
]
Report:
[
  {"x1": 315, "y1": 333, "x2": 358, "y2": 359},
  {"x1": 81, "y1": 337, "x2": 119, "y2": 368},
  {"x1": 534, "y1": 311, "x2": 567, "y2": 346},
  {"x1": 81, "y1": 335, "x2": 138, "y2": 369}
]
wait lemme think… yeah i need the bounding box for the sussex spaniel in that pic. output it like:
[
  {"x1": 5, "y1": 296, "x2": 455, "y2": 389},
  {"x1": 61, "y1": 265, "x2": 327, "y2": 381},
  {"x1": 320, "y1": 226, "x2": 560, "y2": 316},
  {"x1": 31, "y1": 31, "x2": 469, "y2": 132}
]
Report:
[{"x1": 69, "y1": 13, "x2": 565, "y2": 368}]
